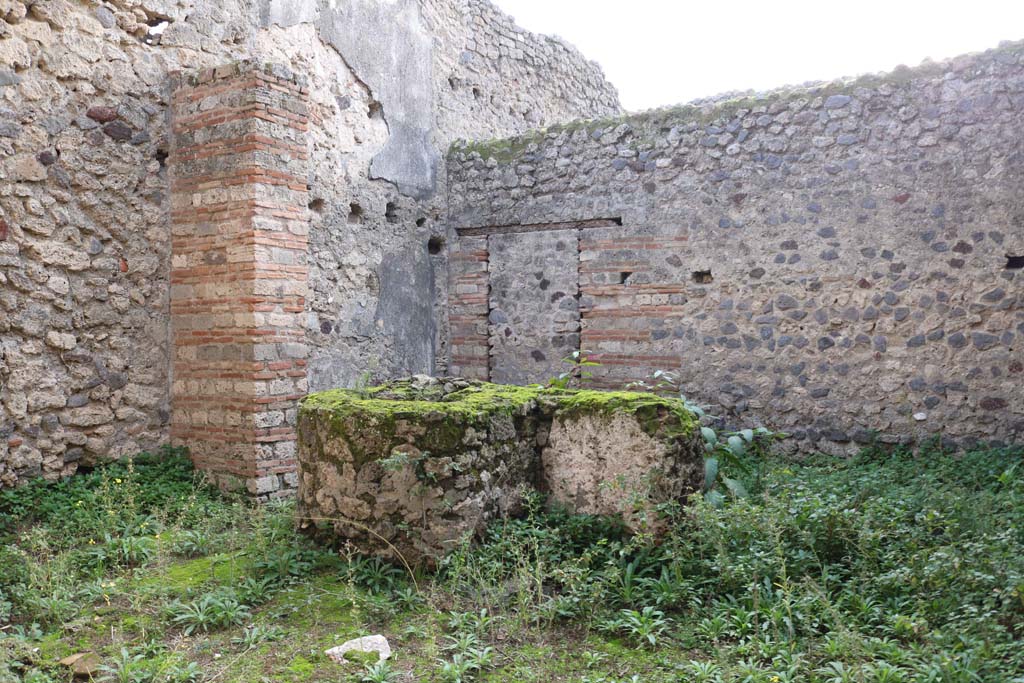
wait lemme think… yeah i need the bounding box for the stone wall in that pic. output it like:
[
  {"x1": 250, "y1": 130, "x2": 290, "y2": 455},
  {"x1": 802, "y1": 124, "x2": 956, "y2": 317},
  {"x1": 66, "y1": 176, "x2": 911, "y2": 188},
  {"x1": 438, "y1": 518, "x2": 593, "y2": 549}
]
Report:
[
  {"x1": 0, "y1": 0, "x2": 620, "y2": 488},
  {"x1": 446, "y1": 42, "x2": 1024, "y2": 452}
]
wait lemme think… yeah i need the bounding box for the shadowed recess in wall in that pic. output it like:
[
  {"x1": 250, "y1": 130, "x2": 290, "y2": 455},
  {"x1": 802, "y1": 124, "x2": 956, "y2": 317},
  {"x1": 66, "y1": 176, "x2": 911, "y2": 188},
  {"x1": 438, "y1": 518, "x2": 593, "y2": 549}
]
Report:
[{"x1": 456, "y1": 217, "x2": 622, "y2": 237}]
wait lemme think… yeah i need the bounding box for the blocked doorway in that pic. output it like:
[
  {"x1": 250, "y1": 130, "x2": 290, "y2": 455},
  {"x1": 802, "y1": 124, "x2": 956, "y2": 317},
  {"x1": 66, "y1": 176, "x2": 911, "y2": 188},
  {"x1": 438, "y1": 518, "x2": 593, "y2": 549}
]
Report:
[
  {"x1": 488, "y1": 229, "x2": 581, "y2": 384},
  {"x1": 450, "y1": 218, "x2": 621, "y2": 385}
]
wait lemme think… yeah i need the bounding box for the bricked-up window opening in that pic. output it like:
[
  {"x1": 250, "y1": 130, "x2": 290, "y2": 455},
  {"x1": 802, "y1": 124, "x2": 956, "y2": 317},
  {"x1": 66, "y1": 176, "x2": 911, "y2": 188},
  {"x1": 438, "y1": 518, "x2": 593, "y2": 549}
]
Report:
[
  {"x1": 692, "y1": 270, "x2": 714, "y2": 284},
  {"x1": 1007, "y1": 255, "x2": 1024, "y2": 270},
  {"x1": 308, "y1": 198, "x2": 325, "y2": 214},
  {"x1": 347, "y1": 202, "x2": 363, "y2": 224},
  {"x1": 619, "y1": 271, "x2": 633, "y2": 285},
  {"x1": 428, "y1": 236, "x2": 445, "y2": 255},
  {"x1": 385, "y1": 202, "x2": 399, "y2": 224}
]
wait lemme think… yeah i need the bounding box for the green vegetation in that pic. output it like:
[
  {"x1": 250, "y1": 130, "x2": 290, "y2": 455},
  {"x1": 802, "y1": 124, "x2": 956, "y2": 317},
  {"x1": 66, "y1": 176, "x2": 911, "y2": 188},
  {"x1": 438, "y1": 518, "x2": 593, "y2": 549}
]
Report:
[
  {"x1": 300, "y1": 379, "x2": 699, "y2": 466},
  {"x1": 2, "y1": 440, "x2": 1023, "y2": 682}
]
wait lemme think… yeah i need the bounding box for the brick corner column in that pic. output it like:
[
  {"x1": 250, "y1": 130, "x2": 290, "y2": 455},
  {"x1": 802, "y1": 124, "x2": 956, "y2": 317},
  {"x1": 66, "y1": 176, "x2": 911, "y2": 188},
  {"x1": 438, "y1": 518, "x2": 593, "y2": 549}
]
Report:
[
  {"x1": 169, "y1": 61, "x2": 311, "y2": 498},
  {"x1": 447, "y1": 235, "x2": 490, "y2": 380}
]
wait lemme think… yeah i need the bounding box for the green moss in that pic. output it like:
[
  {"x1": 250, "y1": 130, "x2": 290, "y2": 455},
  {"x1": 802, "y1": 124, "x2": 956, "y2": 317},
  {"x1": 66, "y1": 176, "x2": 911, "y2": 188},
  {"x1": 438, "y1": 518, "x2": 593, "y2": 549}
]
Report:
[
  {"x1": 137, "y1": 553, "x2": 247, "y2": 594},
  {"x1": 546, "y1": 389, "x2": 698, "y2": 439},
  {"x1": 273, "y1": 575, "x2": 358, "y2": 630},
  {"x1": 285, "y1": 655, "x2": 315, "y2": 680},
  {"x1": 301, "y1": 381, "x2": 698, "y2": 462},
  {"x1": 301, "y1": 382, "x2": 546, "y2": 466},
  {"x1": 33, "y1": 631, "x2": 72, "y2": 662},
  {"x1": 342, "y1": 650, "x2": 379, "y2": 665}
]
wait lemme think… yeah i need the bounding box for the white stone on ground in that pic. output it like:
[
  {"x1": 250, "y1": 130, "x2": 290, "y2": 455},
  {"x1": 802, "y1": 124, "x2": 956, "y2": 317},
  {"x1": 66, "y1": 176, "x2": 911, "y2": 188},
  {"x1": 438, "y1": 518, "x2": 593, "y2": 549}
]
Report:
[{"x1": 325, "y1": 635, "x2": 392, "y2": 664}]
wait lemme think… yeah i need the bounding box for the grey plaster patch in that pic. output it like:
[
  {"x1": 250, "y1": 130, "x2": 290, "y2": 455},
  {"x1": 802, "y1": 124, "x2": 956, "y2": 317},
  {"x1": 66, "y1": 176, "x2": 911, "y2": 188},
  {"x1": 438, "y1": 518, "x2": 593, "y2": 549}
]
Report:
[
  {"x1": 261, "y1": 0, "x2": 320, "y2": 25},
  {"x1": 264, "y1": 0, "x2": 438, "y2": 198},
  {"x1": 376, "y1": 246, "x2": 437, "y2": 376}
]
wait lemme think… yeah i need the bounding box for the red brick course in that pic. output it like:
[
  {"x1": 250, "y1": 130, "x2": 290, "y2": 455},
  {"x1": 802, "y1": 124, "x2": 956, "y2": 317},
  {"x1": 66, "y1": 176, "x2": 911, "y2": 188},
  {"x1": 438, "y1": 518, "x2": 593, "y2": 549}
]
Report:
[{"x1": 169, "y1": 62, "x2": 311, "y2": 497}]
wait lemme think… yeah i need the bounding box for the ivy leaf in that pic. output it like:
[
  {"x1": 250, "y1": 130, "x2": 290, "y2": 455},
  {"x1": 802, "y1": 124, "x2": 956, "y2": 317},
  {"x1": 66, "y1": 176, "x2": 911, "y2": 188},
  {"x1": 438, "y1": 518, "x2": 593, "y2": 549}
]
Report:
[
  {"x1": 702, "y1": 458, "x2": 719, "y2": 493},
  {"x1": 705, "y1": 490, "x2": 726, "y2": 509},
  {"x1": 722, "y1": 477, "x2": 749, "y2": 499}
]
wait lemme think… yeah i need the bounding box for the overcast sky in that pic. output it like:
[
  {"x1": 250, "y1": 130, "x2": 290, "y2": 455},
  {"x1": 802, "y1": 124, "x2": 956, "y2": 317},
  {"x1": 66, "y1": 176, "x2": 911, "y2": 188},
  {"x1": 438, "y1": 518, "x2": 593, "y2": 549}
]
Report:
[{"x1": 493, "y1": 0, "x2": 1024, "y2": 112}]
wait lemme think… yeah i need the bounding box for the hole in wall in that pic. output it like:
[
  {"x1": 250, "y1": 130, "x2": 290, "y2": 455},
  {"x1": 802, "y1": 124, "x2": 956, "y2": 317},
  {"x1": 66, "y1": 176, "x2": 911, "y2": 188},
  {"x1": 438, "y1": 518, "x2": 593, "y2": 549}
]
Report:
[
  {"x1": 472, "y1": 87, "x2": 482, "y2": 100},
  {"x1": 692, "y1": 270, "x2": 714, "y2": 284},
  {"x1": 1007, "y1": 255, "x2": 1024, "y2": 270},
  {"x1": 141, "y1": 15, "x2": 172, "y2": 45},
  {"x1": 308, "y1": 198, "x2": 326, "y2": 214},
  {"x1": 619, "y1": 271, "x2": 632, "y2": 285},
  {"x1": 154, "y1": 148, "x2": 168, "y2": 170},
  {"x1": 367, "y1": 100, "x2": 383, "y2": 120},
  {"x1": 428, "y1": 236, "x2": 445, "y2": 255},
  {"x1": 416, "y1": 217, "x2": 426, "y2": 228},
  {"x1": 385, "y1": 202, "x2": 399, "y2": 224},
  {"x1": 347, "y1": 202, "x2": 363, "y2": 224}
]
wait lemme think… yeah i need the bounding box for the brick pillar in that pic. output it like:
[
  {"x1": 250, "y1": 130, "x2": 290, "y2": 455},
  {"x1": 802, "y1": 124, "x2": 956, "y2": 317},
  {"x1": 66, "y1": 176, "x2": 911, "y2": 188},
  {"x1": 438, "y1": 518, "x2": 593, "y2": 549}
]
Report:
[
  {"x1": 169, "y1": 62, "x2": 310, "y2": 498},
  {"x1": 448, "y1": 235, "x2": 490, "y2": 380}
]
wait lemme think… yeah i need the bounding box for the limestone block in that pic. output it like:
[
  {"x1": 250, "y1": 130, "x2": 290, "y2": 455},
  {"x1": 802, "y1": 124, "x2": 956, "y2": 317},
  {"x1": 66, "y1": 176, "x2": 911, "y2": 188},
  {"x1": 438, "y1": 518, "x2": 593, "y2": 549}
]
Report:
[{"x1": 541, "y1": 392, "x2": 704, "y2": 533}]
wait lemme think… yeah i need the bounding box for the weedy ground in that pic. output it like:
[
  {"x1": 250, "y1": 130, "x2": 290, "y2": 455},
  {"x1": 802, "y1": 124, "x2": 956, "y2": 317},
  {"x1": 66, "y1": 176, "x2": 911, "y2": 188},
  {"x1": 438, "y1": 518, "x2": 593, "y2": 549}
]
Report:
[{"x1": 1, "y1": 442, "x2": 1023, "y2": 683}]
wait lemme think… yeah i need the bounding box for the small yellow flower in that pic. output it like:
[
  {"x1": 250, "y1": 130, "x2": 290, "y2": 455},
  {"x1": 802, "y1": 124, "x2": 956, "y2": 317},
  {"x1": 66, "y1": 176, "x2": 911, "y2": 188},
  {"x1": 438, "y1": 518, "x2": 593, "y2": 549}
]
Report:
[
  {"x1": 114, "y1": 478, "x2": 123, "y2": 484},
  {"x1": 88, "y1": 538, "x2": 96, "y2": 545}
]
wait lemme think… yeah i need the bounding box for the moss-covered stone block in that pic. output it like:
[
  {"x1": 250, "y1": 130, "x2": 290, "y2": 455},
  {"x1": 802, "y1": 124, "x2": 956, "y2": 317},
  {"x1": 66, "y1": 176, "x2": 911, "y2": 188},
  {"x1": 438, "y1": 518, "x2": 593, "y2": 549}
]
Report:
[{"x1": 297, "y1": 377, "x2": 702, "y2": 564}]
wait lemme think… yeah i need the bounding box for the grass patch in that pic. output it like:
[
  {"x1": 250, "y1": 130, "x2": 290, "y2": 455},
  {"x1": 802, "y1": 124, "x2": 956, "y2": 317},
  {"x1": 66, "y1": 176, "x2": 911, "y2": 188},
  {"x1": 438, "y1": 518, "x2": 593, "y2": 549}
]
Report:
[{"x1": 1, "y1": 442, "x2": 1022, "y2": 682}]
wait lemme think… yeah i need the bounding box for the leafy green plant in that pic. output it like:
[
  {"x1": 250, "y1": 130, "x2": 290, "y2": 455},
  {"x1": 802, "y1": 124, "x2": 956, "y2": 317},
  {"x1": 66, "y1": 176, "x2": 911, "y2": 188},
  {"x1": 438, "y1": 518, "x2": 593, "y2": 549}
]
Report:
[
  {"x1": 25, "y1": 590, "x2": 77, "y2": 627},
  {"x1": 235, "y1": 576, "x2": 278, "y2": 605},
  {"x1": 442, "y1": 631, "x2": 482, "y2": 654},
  {"x1": 98, "y1": 647, "x2": 147, "y2": 683},
  {"x1": 616, "y1": 606, "x2": 670, "y2": 648},
  {"x1": 347, "y1": 555, "x2": 405, "y2": 593},
  {"x1": 547, "y1": 349, "x2": 601, "y2": 389},
  {"x1": 164, "y1": 661, "x2": 203, "y2": 683},
  {"x1": 232, "y1": 624, "x2": 286, "y2": 649},
  {"x1": 437, "y1": 653, "x2": 478, "y2": 683},
  {"x1": 359, "y1": 660, "x2": 397, "y2": 683},
  {"x1": 173, "y1": 530, "x2": 212, "y2": 558},
  {"x1": 253, "y1": 548, "x2": 314, "y2": 584},
  {"x1": 684, "y1": 660, "x2": 722, "y2": 683},
  {"x1": 167, "y1": 592, "x2": 250, "y2": 634}
]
